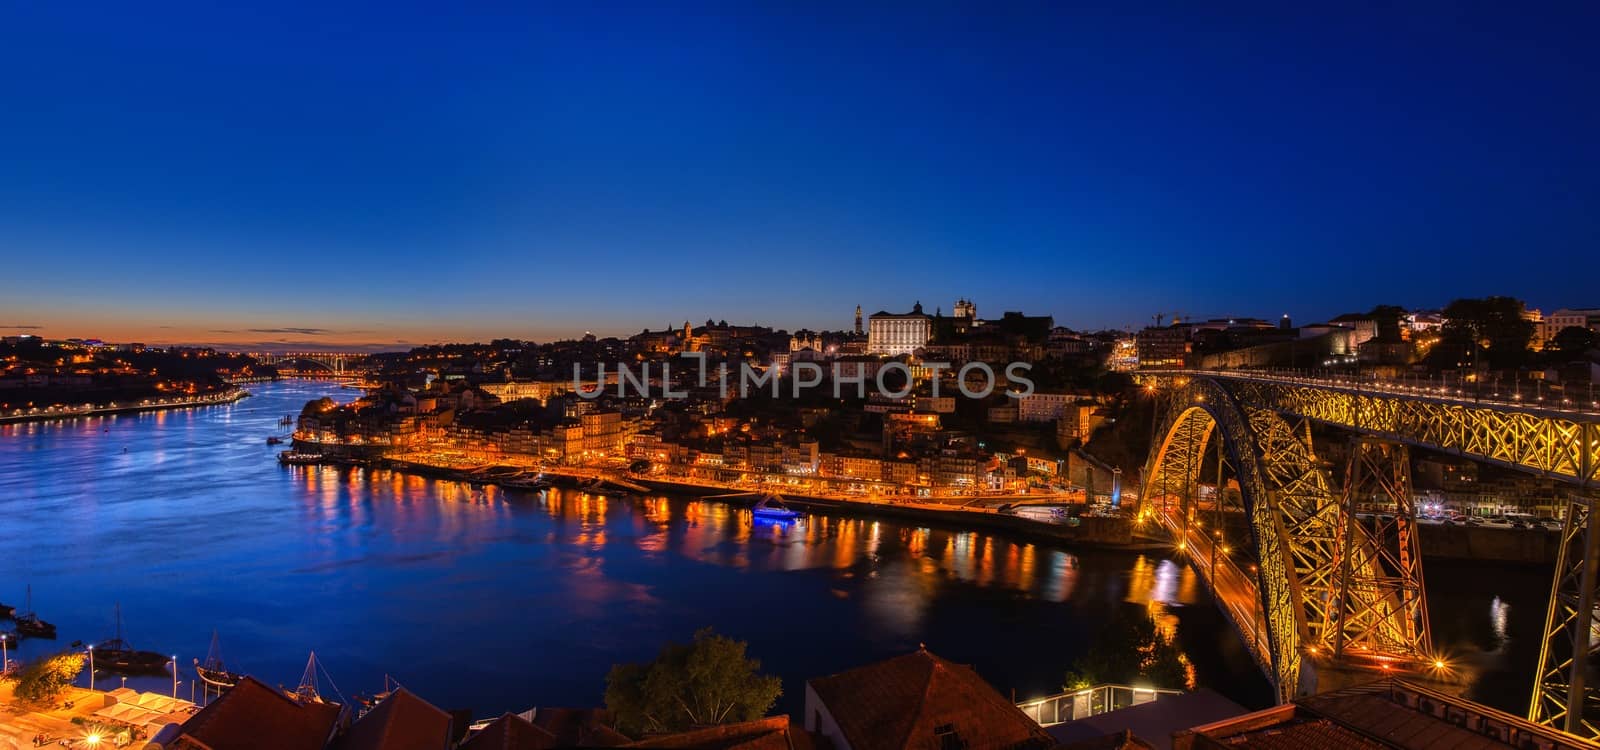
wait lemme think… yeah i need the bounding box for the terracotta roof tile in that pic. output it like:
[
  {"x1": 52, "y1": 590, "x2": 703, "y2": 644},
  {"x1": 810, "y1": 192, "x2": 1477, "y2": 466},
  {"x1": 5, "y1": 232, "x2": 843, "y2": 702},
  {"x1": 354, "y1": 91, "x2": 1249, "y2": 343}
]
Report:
[
  {"x1": 334, "y1": 688, "x2": 454, "y2": 750},
  {"x1": 807, "y1": 649, "x2": 1054, "y2": 750},
  {"x1": 530, "y1": 707, "x2": 632, "y2": 747},
  {"x1": 169, "y1": 676, "x2": 341, "y2": 750},
  {"x1": 461, "y1": 713, "x2": 559, "y2": 750}
]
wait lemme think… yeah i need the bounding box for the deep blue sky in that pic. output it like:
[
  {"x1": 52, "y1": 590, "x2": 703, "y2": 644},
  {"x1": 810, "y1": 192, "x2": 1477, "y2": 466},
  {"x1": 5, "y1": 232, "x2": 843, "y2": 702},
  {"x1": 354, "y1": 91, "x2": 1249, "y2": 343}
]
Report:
[{"x1": 2, "y1": 2, "x2": 1597, "y2": 349}]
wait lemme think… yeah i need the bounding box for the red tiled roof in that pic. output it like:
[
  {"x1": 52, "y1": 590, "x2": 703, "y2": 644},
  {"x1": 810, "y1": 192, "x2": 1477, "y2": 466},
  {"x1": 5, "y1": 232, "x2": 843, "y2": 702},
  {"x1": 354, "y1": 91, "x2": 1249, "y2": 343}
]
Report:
[
  {"x1": 807, "y1": 649, "x2": 1054, "y2": 750},
  {"x1": 460, "y1": 713, "x2": 558, "y2": 750},
  {"x1": 334, "y1": 688, "x2": 454, "y2": 750},
  {"x1": 625, "y1": 716, "x2": 816, "y2": 750},
  {"x1": 530, "y1": 707, "x2": 632, "y2": 747},
  {"x1": 170, "y1": 676, "x2": 341, "y2": 750},
  {"x1": 1202, "y1": 717, "x2": 1388, "y2": 750},
  {"x1": 1057, "y1": 730, "x2": 1157, "y2": 750}
]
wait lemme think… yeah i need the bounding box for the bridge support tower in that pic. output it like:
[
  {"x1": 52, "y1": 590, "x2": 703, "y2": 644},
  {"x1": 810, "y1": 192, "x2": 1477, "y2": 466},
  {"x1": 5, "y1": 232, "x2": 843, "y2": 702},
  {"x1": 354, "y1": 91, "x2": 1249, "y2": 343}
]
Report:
[{"x1": 1531, "y1": 495, "x2": 1600, "y2": 737}]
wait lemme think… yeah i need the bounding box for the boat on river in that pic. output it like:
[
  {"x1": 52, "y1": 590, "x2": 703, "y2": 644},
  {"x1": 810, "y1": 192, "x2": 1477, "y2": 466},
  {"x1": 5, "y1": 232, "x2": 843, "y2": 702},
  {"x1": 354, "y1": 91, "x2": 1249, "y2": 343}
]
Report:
[
  {"x1": 279, "y1": 450, "x2": 323, "y2": 465},
  {"x1": 194, "y1": 630, "x2": 243, "y2": 691},
  {"x1": 266, "y1": 436, "x2": 285, "y2": 445},
  {"x1": 288, "y1": 651, "x2": 348, "y2": 718},
  {"x1": 94, "y1": 604, "x2": 171, "y2": 674},
  {"x1": 13, "y1": 586, "x2": 55, "y2": 639},
  {"x1": 752, "y1": 494, "x2": 802, "y2": 522},
  {"x1": 503, "y1": 473, "x2": 552, "y2": 490}
]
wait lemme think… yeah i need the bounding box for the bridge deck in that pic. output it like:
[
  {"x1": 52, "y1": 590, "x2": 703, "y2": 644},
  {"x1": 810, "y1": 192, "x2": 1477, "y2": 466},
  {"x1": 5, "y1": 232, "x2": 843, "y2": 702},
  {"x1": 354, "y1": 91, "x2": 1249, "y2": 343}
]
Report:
[
  {"x1": 1148, "y1": 501, "x2": 1272, "y2": 676},
  {"x1": 1150, "y1": 370, "x2": 1600, "y2": 487}
]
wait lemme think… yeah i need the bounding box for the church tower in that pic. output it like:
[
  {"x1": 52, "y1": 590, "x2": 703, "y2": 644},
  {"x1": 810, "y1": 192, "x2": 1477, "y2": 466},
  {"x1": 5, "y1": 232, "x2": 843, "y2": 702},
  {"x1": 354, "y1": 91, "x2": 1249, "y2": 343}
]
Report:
[{"x1": 854, "y1": 305, "x2": 863, "y2": 335}]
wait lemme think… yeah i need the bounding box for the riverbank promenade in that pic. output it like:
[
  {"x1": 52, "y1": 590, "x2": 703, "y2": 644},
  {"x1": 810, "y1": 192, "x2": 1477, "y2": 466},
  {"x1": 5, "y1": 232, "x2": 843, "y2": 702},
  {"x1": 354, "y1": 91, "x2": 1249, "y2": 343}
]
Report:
[{"x1": 0, "y1": 389, "x2": 248, "y2": 426}]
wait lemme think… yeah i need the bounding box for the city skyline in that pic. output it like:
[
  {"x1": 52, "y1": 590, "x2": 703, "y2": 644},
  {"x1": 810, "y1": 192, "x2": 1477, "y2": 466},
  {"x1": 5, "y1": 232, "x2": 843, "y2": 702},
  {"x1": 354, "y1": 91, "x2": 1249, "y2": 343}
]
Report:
[{"x1": 4, "y1": 3, "x2": 1598, "y2": 349}]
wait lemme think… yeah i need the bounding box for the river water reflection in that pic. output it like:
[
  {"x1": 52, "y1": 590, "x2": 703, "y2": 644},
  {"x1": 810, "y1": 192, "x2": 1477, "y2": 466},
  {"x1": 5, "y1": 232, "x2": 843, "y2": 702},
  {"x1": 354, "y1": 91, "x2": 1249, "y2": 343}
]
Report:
[{"x1": 0, "y1": 380, "x2": 1542, "y2": 717}]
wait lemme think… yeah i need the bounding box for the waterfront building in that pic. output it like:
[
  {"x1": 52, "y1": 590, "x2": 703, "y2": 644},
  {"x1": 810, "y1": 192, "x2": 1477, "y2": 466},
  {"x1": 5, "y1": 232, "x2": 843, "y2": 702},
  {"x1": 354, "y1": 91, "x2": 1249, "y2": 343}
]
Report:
[
  {"x1": 828, "y1": 452, "x2": 885, "y2": 482},
  {"x1": 920, "y1": 449, "x2": 984, "y2": 488},
  {"x1": 868, "y1": 303, "x2": 933, "y2": 356}
]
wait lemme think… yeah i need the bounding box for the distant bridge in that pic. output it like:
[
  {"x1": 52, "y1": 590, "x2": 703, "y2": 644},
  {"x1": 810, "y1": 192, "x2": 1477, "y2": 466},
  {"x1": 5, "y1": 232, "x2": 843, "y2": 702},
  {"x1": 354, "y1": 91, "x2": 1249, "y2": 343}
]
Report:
[
  {"x1": 1137, "y1": 370, "x2": 1600, "y2": 737},
  {"x1": 250, "y1": 351, "x2": 369, "y2": 375}
]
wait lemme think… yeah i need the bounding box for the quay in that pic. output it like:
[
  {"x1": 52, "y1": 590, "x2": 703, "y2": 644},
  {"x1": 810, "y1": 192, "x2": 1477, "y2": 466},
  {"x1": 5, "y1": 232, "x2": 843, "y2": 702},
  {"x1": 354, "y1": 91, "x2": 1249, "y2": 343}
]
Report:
[
  {"x1": 284, "y1": 449, "x2": 1567, "y2": 562},
  {"x1": 0, "y1": 389, "x2": 250, "y2": 426},
  {"x1": 288, "y1": 450, "x2": 1145, "y2": 549}
]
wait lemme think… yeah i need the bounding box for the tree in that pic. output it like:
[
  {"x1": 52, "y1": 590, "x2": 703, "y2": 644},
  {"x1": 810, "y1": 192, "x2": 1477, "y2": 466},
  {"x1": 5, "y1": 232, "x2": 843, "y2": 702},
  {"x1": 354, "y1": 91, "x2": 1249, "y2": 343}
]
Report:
[
  {"x1": 1062, "y1": 608, "x2": 1191, "y2": 691},
  {"x1": 605, "y1": 628, "x2": 782, "y2": 736},
  {"x1": 1552, "y1": 326, "x2": 1599, "y2": 358},
  {"x1": 1437, "y1": 296, "x2": 1534, "y2": 370},
  {"x1": 13, "y1": 652, "x2": 86, "y2": 702}
]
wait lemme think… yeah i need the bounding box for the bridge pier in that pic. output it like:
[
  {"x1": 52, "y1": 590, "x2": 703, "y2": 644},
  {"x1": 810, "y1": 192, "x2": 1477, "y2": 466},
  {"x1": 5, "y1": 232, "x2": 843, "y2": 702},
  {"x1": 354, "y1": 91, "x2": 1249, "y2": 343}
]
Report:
[
  {"x1": 1330, "y1": 439, "x2": 1431, "y2": 666},
  {"x1": 1531, "y1": 495, "x2": 1600, "y2": 738}
]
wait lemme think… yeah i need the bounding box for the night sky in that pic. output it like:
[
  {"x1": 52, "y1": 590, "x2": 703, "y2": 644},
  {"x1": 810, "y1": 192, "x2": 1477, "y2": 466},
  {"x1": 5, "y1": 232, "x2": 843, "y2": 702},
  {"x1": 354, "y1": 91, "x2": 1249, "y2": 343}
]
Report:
[{"x1": 3, "y1": 2, "x2": 1597, "y2": 350}]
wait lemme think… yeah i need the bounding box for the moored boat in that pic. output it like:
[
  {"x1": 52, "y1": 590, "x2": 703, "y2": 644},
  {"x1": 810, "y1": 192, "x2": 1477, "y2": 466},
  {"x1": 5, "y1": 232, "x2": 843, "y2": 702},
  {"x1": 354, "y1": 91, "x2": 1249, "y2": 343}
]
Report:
[
  {"x1": 266, "y1": 436, "x2": 285, "y2": 445},
  {"x1": 279, "y1": 450, "x2": 323, "y2": 465},
  {"x1": 288, "y1": 651, "x2": 348, "y2": 722},
  {"x1": 194, "y1": 630, "x2": 243, "y2": 690},
  {"x1": 13, "y1": 586, "x2": 55, "y2": 639},
  {"x1": 93, "y1": 604, "x2": 171, "y2": 675},
  {"x1": 751, "y1": 493, "x2": 802, "y2": 521}
]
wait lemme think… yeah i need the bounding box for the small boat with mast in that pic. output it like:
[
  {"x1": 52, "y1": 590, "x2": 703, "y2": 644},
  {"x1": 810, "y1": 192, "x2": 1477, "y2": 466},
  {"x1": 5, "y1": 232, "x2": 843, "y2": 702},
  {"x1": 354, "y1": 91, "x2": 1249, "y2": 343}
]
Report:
[
  {"x1": 703, "y1": 491, "x2": 805, "y2": 522},
  {"x1": 287, "y1": 650, "x2": 349, "y2": 718},
  {"x1": 13, "y1": 586, "x2": 56, "y2": 639},
  {"x1": 93, "y1": 603, "x2": 171, "y2": 674},
  {"x1": 194, "y1": 630, "x2": 243, "y2": 694}
]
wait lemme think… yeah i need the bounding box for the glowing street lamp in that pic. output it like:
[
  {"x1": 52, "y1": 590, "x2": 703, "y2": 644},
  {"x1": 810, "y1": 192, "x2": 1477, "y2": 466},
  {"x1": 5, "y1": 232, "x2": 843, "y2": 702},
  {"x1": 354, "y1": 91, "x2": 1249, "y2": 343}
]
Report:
[{"x1": 88, "y1": 645, "x2": 95, "y2": 690}]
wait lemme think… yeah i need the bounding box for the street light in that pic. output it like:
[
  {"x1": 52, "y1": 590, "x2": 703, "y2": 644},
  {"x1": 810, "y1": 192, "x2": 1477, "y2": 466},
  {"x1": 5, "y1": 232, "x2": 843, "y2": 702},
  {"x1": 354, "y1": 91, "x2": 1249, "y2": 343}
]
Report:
[
  {"x1": 88, "y1": 645, "x2": 95, "y2": 690},
  {"x1": 1, "y1": 633, "x2": 8, "y2": 674},
  {"x1": 172, "y1": 656, "x2": 179, "y2": 698}
]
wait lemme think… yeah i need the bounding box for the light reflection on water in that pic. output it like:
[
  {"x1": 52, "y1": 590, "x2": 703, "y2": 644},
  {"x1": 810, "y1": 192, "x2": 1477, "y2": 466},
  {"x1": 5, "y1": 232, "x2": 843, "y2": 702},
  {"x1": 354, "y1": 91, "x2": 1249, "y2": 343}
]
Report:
[{"x1": 2, "y1": 381, "x2": 1276, "y2": 715}]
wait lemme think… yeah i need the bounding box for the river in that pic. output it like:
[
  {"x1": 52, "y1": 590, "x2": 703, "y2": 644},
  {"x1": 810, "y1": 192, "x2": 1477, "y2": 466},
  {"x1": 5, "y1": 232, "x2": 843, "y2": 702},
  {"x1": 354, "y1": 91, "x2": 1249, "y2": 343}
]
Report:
[{"x1": 0, "y1": 380, "x2": 1547, "y2": 718}]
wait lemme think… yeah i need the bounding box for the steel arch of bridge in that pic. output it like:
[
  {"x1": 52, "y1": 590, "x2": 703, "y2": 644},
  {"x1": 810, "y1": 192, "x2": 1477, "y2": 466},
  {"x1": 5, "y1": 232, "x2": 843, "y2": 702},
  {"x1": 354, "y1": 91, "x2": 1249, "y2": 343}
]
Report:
[
  {"x1": 1142, "y1": 376, "x2": 1432, "y2": 704},
  {"x1": 1146, "y1": 370, "x2": 1600, "y2": 737}
]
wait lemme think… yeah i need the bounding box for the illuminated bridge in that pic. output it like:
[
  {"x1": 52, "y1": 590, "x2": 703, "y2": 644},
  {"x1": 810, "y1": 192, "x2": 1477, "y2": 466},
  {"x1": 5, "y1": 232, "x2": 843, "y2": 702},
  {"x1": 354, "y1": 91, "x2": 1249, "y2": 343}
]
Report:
[
  {"x1": 1137, "y1": 370, "x2": 1600, "y2": 736},
  {"x1": 250, "y1": 351, "x2": 369, "y2": 376}
]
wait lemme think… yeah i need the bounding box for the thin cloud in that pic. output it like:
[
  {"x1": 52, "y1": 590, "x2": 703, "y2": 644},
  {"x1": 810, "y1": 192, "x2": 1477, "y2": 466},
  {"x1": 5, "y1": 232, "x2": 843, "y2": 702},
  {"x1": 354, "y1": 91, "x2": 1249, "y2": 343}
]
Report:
[
  {"x1": 247, "y1": 327, "x2": 332, "y2": 336},
  {"x1": 0, "y1": 325, "x2": 43, "y2": 330}
]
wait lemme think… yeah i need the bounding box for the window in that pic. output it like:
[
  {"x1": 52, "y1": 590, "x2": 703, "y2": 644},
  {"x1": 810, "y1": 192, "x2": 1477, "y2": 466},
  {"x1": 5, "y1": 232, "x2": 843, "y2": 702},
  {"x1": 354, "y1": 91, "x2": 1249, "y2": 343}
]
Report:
[{"x1": 933, "y1": 723, "x2": 968, "y2": 750}]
